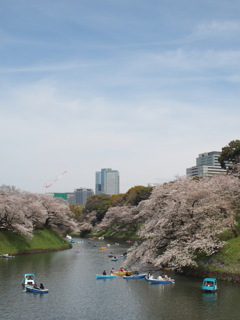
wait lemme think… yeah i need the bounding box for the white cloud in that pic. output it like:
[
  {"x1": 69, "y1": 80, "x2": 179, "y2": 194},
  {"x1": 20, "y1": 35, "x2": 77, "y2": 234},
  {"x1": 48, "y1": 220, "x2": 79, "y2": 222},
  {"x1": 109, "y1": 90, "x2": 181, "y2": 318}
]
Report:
[{"x1": 196, "y1": 21, "x2": 240, "y2": 36}]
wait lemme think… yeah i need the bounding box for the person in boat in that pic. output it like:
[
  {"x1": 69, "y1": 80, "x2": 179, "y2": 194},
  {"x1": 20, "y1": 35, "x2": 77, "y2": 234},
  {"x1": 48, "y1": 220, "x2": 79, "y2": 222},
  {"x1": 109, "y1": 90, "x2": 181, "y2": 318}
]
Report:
[
  {"x1": 119, "y1": 267, "x2": 124, "y2": 272},
  {"x1": 158, "y1": 274, "x2": 163, "y2": 280},
  {"x1": 103, "y1": 270, "x2": 107, "y2": 275},
  {"x1": 148, "y1": 272, "x2": 153, "y2": 280},
  {"x1": 33, "y1": 283, "x2": 39, "y2": 289},
  {"x1": 111, "y1": 268, "x2": 115, "y2": 273},
  {"x1": 40, "y1": 283, "x2": 44, "y2": 289}
]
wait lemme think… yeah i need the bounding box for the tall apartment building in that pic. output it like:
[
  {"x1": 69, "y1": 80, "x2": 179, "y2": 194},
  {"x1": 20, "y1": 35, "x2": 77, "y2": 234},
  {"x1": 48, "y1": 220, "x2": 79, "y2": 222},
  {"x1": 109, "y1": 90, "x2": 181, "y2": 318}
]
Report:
[
  {"x1": 95, "y1": 168, "x2": 119, "y2": 196},
  {"x1": 186, "y1": 151, "x2": 226, "y2": 177}
]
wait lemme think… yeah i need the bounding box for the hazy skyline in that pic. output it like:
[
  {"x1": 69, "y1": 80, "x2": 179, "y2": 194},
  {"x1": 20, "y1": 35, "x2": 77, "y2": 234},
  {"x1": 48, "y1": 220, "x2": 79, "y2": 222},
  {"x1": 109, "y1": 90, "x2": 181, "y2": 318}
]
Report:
[{"x1": 0, "y1": 1, "x2": 239, "y2": 193}]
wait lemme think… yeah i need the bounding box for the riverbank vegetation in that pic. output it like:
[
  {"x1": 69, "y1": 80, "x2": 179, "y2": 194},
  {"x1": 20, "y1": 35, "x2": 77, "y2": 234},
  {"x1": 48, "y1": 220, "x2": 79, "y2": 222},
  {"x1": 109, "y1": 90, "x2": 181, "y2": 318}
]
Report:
[
  {"x1": 0, "y1": 228, "x2": 71, "y2": 255},
  {"x1": 0, "y1": 185, "x2": 77, "y2": 255},
  {"x1": 79, "y1": 140, "x2": 240, "y2": 277},
  {"x1": 0, "y1": 186, "x2": 78, "y2": 237}
]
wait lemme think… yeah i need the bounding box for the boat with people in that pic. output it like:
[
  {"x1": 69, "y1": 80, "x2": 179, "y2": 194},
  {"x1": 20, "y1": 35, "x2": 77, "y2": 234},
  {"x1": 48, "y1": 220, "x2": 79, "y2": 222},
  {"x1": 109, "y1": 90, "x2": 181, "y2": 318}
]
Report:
[
  {"x1": 113, "y1": 270, "x2": 133, "y2": 276},
  {"x1": 22, "y1": 273, "x2": 36, "y2": 286},
  {"x1": 201, "y1": 278, "x2": 217, "y2": 292},
  {"x1": 145, "y1": 274, "x2": 175, "y2": 284},
  {"x1": 120, "y1": 252, "x2": 128, "y2": 258},
  {"x1": 111, "y1": 257, "x2": 118, "y2": 261},
  {"x1": 145, "y1": 277, "x2": 175, "y2": 284},
  {"x1": 96, "y1": 274, "x2": 117, "y2": 279},
  {"x1": 2, "y1": 254, "x2": 14, "y2": 258},
  {"x1": 123, "y1": 273, "x2": 147, "y2": 279},
  {"x1": 25, "y1": 284, "x2": 49, "y2": 294}
]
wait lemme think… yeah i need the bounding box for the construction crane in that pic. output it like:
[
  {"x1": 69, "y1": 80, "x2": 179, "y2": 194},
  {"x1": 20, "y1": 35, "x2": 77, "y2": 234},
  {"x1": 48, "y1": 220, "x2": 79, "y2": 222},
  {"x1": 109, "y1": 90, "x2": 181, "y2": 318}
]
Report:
[{"x1": 43, "y1": 170, "x2": 68, "y2": 190}]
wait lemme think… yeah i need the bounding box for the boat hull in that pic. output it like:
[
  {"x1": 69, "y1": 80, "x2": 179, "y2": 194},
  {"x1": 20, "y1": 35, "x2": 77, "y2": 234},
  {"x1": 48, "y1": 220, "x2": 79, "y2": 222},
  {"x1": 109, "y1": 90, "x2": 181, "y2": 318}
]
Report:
[
  {"x1": 145, "y1": 278, "x2": 175, "y2": 284},
  {"x1": 96, "y1": 274, "x2": 117, "y2": 279},
  {"x1": 25, "y1": 285, "x2": 49, "y2": 294},
  {"x1": 123, "y1": 274, "x2": 147, "y2": 279}
]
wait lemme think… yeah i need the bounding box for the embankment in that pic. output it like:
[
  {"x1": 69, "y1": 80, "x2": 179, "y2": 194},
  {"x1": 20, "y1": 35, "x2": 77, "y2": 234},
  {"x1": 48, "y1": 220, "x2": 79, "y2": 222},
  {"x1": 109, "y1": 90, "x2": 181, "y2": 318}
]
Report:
[{"x1": 0, "y1": 229, "x2": 71, "y2": 255}]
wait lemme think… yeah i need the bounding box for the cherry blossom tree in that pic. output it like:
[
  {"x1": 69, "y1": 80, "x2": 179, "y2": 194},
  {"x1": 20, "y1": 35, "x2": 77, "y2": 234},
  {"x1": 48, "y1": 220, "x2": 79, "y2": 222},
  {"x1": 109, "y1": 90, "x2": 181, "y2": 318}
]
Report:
[
  {"x1": 96, "y1": 201, "x2": 147, "y2": 234},
  {"x1": 0, "y1": 186, "x2": 78, "y2": 237},
  {"x1": 79, "y1": 211, "x2": 98, "y2": 235},
  {"x1": 124, "y1": 175, "x2": 240, "y2": 271}
]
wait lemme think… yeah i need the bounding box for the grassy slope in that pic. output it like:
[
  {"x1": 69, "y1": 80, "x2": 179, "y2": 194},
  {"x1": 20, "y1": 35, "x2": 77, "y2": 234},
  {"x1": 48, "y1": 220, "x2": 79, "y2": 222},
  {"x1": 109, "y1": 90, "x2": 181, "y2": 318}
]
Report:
[
  {"x1": 197, "y1": 236, "x2": 240, "y2": 274},
  {"x1": 0, "y1": 229, "x2": 71, "y2": 255}
]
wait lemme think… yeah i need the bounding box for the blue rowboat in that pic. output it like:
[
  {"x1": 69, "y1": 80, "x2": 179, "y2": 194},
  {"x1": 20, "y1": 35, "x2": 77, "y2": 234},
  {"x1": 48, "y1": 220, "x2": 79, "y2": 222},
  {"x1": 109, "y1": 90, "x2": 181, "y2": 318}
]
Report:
[
  {"x1": 123, "y1": 274, "x2": 147, "y2": 279},
  {"x1": 96, "y1": 274, "x2": 117, "y2": 279},
  {"x1": 25, "y1": 285, "x2": 49, "y2": 294},
  {"x1": 145, "y1": 277, "x2": 175, "y2": 284},
  {"x1": 202, "y1": 278, "x2": 217, "y2": 292}
]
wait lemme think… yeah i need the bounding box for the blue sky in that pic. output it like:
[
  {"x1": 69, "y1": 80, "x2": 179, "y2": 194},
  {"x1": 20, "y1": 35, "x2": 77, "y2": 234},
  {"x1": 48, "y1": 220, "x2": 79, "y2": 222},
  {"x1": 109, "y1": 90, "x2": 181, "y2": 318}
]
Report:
[{"x1": 0, "y1": 0, "x2": 239, "y2": 194}]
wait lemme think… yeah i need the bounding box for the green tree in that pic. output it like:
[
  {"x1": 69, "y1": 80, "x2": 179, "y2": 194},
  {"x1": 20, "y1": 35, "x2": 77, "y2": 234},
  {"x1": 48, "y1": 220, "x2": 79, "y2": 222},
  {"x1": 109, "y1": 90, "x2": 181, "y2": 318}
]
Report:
[
  {"x1": 85, "y1": 194, "x2": 111, "y2": 221},
  {"x1": 69, "y1": 204, "x2": 85, "y2": 222},
  {"x1": 110, "y1": 193, "x2": 125, "y2": 207},
  {"x1": 124, "y1": 185, "x2": 153, "y2": 206},
  {"x1": 219, "y1": 140, "x2": 240, "y2": 169}
]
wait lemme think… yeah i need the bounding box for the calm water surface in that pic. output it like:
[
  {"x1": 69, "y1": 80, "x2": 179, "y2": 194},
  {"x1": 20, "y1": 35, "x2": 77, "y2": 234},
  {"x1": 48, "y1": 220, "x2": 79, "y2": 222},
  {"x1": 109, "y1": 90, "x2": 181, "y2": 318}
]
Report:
[{"x1": 1, "y1": 238, "x2": 240, "y2": 320}]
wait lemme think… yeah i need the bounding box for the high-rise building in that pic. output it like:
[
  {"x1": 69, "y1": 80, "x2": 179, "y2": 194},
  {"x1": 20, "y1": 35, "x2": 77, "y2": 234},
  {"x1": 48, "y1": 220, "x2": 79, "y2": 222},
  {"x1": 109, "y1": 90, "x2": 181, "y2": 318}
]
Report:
[
  {"x1": 95, "y1": 171, "x2": 102, "y2": 195},
  {"x1": 186, "y1": 151, "x2": 226, "y2": 177},
  {"x1": 95, "y1": 168, "x2": 119, "y2": 196},
  {"x1": 74, "y1": 188, "x2": 94, "y2": 205}
]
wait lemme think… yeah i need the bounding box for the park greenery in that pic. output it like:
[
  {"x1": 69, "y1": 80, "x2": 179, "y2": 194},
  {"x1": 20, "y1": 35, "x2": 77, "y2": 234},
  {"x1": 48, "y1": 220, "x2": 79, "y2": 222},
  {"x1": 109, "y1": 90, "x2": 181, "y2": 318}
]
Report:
[{"x1": 218, "y1": 139, "x2": 240, "y2": 170}]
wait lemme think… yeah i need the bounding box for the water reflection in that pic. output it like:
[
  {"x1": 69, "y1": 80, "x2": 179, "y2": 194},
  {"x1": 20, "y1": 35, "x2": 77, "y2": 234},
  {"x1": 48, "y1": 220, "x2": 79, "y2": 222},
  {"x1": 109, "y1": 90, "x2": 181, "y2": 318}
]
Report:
[{"x1": 1, "y1": 238, "x2": 240, "y2": 320}]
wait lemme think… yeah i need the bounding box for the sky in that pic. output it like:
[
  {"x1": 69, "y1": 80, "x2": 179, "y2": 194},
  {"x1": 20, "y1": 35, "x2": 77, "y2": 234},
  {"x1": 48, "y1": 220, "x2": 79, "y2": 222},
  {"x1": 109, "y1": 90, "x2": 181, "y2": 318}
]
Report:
[{"x1": 0, "y1": 0, "x2": 240, "y2": 194}]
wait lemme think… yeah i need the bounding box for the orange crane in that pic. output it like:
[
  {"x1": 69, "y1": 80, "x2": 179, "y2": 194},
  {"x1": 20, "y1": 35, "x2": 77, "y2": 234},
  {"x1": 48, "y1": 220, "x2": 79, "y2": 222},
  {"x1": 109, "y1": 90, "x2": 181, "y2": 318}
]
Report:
[{"x1": 43, "y1": 170, "x2": 68, "y2": 190}]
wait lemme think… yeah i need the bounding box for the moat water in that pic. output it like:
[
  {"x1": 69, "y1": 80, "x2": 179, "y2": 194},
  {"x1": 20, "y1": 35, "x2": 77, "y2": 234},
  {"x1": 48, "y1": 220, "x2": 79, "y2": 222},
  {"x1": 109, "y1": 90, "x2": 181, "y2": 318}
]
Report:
[{"x1": 1, "y1": 238, "x2": 240, "y2": 320}]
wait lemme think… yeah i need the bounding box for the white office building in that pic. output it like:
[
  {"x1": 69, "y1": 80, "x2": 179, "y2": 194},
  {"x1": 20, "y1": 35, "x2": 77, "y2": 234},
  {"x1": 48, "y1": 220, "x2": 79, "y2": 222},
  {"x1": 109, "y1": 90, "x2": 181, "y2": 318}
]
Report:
[{"x1": 186, "y1": 151, "x2": 226, "y2": 177}]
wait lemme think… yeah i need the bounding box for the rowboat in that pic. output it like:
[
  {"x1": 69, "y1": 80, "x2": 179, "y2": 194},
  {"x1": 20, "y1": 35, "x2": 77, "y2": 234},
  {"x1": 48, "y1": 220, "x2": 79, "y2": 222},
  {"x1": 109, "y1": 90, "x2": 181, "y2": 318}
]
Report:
[
  {"x1": 96, "y1": 274, "x2": 117, "y2": 279},
  {"x1": 25, "y1": 285, "x2": 49, "y2": 294},
  {"x1": 2, "y1": 254, "x2": 14, "y2": 258},
  {"x1": 98, "y1": 247, "x2": 107, "y2": 250},
  {"x1": 113, "y1": 271, "x2": 132, "y2": 276},
  {"x1": 160, "y1": 267, "x2": 172, "y2": 271},
  {"x1": 202, "y1": 278, "x2": 217, "y2": 292},
  {"x1": 145, "y1": 277, "x2": 175, "y2": 284},
  {"x1": 123, "y1": 274, "x2": 147, "y2": 279}
]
